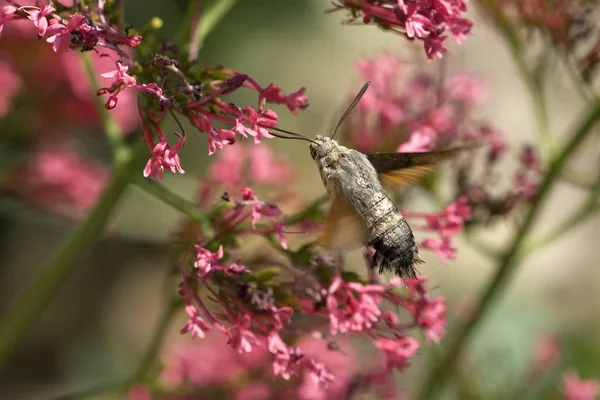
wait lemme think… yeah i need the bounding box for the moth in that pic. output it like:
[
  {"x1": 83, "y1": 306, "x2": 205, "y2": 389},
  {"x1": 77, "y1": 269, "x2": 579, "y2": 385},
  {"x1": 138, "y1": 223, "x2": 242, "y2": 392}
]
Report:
[{"x1": 270, "y1": 82, "x2": 465, "y2": 278}]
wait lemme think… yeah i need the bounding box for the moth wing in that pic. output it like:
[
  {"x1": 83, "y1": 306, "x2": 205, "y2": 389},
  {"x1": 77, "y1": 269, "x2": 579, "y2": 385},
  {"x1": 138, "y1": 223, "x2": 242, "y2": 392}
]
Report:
[
  {"x1": 319, "y1": 193, "x2": 367, "y2": 251},
  {"x1": 366, "y1": 148, "x2": 467, "y2": 187}
]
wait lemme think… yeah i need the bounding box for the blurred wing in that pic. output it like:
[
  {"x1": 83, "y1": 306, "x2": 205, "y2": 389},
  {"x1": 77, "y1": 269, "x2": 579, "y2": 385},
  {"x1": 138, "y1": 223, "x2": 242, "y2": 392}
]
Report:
[
  {"x1": 319, "y1": 193, "x2": 367, "y2": 251},
  {"x1": 367, "y1": 148, "x2": 468, "y2": 187}
]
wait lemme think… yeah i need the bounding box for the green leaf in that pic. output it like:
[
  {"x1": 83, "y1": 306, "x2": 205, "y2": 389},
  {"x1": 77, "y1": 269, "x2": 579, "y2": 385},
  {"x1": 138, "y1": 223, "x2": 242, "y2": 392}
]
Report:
[{"x1": 248, "y1": 267, "x2": 281, "y2": 284}]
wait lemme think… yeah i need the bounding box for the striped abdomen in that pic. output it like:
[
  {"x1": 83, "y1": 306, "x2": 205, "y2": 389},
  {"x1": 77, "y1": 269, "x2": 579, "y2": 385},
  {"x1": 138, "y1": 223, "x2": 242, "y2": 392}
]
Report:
[{"x1": 363, "y1": 192, "x2": 421, "y2": 279}]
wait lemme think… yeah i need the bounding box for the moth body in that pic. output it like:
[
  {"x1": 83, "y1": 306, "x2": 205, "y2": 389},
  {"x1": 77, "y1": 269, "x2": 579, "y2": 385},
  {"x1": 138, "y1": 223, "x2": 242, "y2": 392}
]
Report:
[{"x1": 310, "y1": 136, "x2": 421, "y2": 278}]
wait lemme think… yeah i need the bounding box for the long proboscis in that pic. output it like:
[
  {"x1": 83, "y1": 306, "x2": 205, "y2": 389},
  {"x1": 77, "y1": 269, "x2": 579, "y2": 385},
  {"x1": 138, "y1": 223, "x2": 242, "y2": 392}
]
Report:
[
  {"x1": 330, "y1": 81, "x2": 370, "y2": 140},
  {"x1": 269, "y1": 126, "x2": 318, "y2": 144}
]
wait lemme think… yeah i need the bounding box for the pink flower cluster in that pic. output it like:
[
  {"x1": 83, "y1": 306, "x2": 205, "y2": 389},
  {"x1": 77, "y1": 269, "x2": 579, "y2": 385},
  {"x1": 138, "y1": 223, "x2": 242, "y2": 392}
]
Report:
[
  {"x1": 343, "y1": 53, "x2": 543, "y2": 226},
  {"x1": 405, "y1": 196, "x2": 472, "y2": 262},
  {"x1": 208, "y1": 143, "x2": 295, "y2": 189},
  {"x1": 134, "y1": 71, "x2": 307, "y2": 180},
  {"x1": 160, "y1": 178, "x2": 450, "y2": 397},
  {"x1": 329, "y1": 0, "x2": 473, "y2": 59},
  {"x1": 10, "y1": 141, "x2": 109, "y2": 218},
  {"x1": 493, "y1": 0, "x2": 600, "y2": 80},
  {"x1": 563, "y1": 370, "x2": 600, "y2": 400},
  {"x1": 0, "y1": 1, "x2": 141, "y2": 52},
  {"x1": 344, "y1": 54, "x2": 495, "y2": 154},
  {"x1": 0, "y1": 2, "x2": 309, "y2": 183}
]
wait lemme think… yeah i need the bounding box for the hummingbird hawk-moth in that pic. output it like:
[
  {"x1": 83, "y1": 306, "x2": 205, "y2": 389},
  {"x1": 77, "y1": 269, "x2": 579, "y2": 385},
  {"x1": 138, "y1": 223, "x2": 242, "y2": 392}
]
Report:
[{"x1": 269, "y1": 82, "x2": 465, "y2": 279}]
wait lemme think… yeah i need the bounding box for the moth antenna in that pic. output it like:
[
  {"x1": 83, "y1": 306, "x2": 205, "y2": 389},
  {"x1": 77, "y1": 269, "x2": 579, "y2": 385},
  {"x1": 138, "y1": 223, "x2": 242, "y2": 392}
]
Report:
[
  {"x1": 330, "y1": 81, "x2": 370, "y2": 140},
  {"x1": 270, "y1": 126, "x2": 318, "y2": 144}
]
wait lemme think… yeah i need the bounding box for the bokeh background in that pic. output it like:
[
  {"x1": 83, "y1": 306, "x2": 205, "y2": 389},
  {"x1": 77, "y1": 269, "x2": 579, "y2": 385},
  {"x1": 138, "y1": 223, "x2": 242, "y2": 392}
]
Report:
[{"x1": 0, "y1": 0, "x2": 599, "y2": 398}]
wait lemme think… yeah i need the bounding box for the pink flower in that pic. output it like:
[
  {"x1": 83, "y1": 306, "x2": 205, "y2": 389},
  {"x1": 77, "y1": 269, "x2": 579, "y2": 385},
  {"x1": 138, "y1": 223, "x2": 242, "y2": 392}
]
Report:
[
  {"x1": 193, "y1": 245, "x2": 224, "y2": 277},
  {"x1": 563, "y1": 370, "x2": 600, "y2": 400},
  {"x1": 62, "y1": 50, "x2": 138, "y2": 133},
  {"x1": 227, "y1": 314, "x2": 258, "y2": 353},
  {"x1": 14, "y1": 143, "x2": 109, "y2": 217},
  {"x1": 421, "y1": 237, "x2": 456, "y2": 262},
  {"x1": 520, "y1": 144, "x2": 543, "y2": 171},
  {"x1": 249, "y1": 145, "x2": 295, "y2": 185},
  {"x1": 273, "y1": 222, "x2": 288, "y2": 250},
  {"x1": 161, "y1": 335, "x2": 251, "y2": 387},
  {"x1": 190, "y1": 114, "x2": 236, "y2": 155},
  {"x1": 375, "y1": 337, "x2": 419, "y2": 371},
  {"x1": 405, "y1": 13, "x2": 431, "y2": 39},
  {"x1": 101, "y1": 61, "x2": 136, "y2": 87},
  {"x1": 26, "y1": 2, "x2": 55, "y2": 36},
  {"x1": 99, "y1": 62, "x2": 136, "y2": 109},
  {"x1": 424, "y1": 35, "x2": 448, "y2": 60},
  {"x1": 327, "y1": 277, "x2": 384, "y2": 334},
  {"x1": 45, "y1": 14, "x2": 88, "y2": 52},
  {"x1": 403, "y1": 277, "x2": 447, "y2": 343},
  {"x1": 128, "y1": 384, "x2": 151, "y2": 400},
  {"x1": 296, "y1": 335, "x2": 355, "y2": 399},
  {"x1": 417, "y1": 297, "x2": 446, "y2": 343},
  {"x1": 268, "y1": 333, "x2": 303, "y2": 380},
  {"x1": 271, "y1": 306, "x2": 294, "y2": 330},
  {"x1": 478, "y1": 124, "x2": 509, "y2": 162},
  {"x1": 143, "y1": 135, "x2": 187, "y2": 180},
  {"x1": 257, "y1": 84, "x2": 309, "y2": 114},
  {"x1": 180, "y1": 305, "x2": 211, "y2": 338},
  {"x1": 208, "y1": 143, "x2": 295, "y2": 188},
  {"x1": 238, "y1": 107, "x2": 277, "y2": 144},
  {"x1": 532, "y1": 334, "x2": 561, "y2": 371},
  {"x1": 397, "y1": 128, "x2": 436, "y2": 152},
  {"x1": 306, "y1": 360, "x2": 336, "y2": 389},
  {"x1": 0, "y1": 6, "x2": 18, "y2": 37},
  {"x1": 446, "y1": 75, "x2": 488, "y2": 105},
  {"x1": 331, "y1": 0, "x2": 472, "y2": 60}
]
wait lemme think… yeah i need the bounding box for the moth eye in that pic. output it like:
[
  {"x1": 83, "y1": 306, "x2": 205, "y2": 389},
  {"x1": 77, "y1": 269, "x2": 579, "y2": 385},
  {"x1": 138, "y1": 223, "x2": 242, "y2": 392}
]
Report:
[{"x1": 327, "y1": 160, "x2": 339, "y2": 169}]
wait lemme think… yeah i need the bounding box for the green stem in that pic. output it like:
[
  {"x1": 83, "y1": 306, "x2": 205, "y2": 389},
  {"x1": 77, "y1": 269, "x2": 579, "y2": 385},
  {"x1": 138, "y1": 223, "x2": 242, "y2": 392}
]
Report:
[
  {"x1": 520, "y1": 199, "x2": 600, "y2": 256},
  {"x1": 133, "y1": 178, "x2": 212, "y2": 234},
  {"x1": 416, "y1": 100, "x2": 600, "y2": 400},
  {"x1": 182, "y1": 0, "x2": 238, "y2": 61},
  {"x1": 476, "y1": 0, "x2": 556, "y2": 160},
  {"x1": 0, "y1": 139, "x2": 147, "y2": 369},
  {"x1": 132, "y1": 297, "x2": 181, "y2": 383}
]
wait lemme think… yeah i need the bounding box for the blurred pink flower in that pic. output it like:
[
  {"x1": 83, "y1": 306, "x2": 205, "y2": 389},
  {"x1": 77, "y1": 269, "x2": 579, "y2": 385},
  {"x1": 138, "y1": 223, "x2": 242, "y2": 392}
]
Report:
[
  {"x1": 445, "y1": 74, "x2": 488, "y2": 104},
  {"x1": 127, "y1": 384, "x2": 151, "y2": 400},
  {"x1": 209, "y1": 143, "x2": 295, "y2": 188},
  {"x1": 0, "y1": 59, "x2": 20, "y2": 117},
  {"x1": 404, "y1": 277, "x2": 447, "y2": 343},
  {"x1": 296, "y1": 335, "x2": 357, "y2": 400},
  {"x1": 563, "y1": 370, "x2": 600, "y2": 400},
  {"x1": 375, "y1": 336, "x2": 419, "y2": 371},
  {"x1": 227, "y1": 314, "x2": 258, "y2": 354},
  {"x1": 397, "y1": 129, "x2": 435, "y2": 152},
  {"x1": 421, "y1": 236, "x2": 456, "y2": 262},
  {"x1": 14, "y1": 142, "x2": 109, "y2": 217},
  {"x1": 161, "y1": 335, "x2": 252, "y2": 388},
  {"x1": 532, "y1": 333, "x2": 561, "y2": 371}
]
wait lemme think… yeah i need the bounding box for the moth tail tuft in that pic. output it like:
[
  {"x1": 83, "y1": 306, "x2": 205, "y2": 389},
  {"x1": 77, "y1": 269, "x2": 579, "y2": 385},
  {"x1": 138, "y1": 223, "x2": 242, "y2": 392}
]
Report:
[{"x1": 373, "y1": 249, "x2": 424, "y2": 279}]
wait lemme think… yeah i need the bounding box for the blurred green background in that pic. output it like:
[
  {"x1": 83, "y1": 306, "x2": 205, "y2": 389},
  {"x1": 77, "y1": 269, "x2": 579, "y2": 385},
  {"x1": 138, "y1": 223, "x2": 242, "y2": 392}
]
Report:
[{"x1": 0, "y1": 0, "x2": 599, "y2": 398}]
